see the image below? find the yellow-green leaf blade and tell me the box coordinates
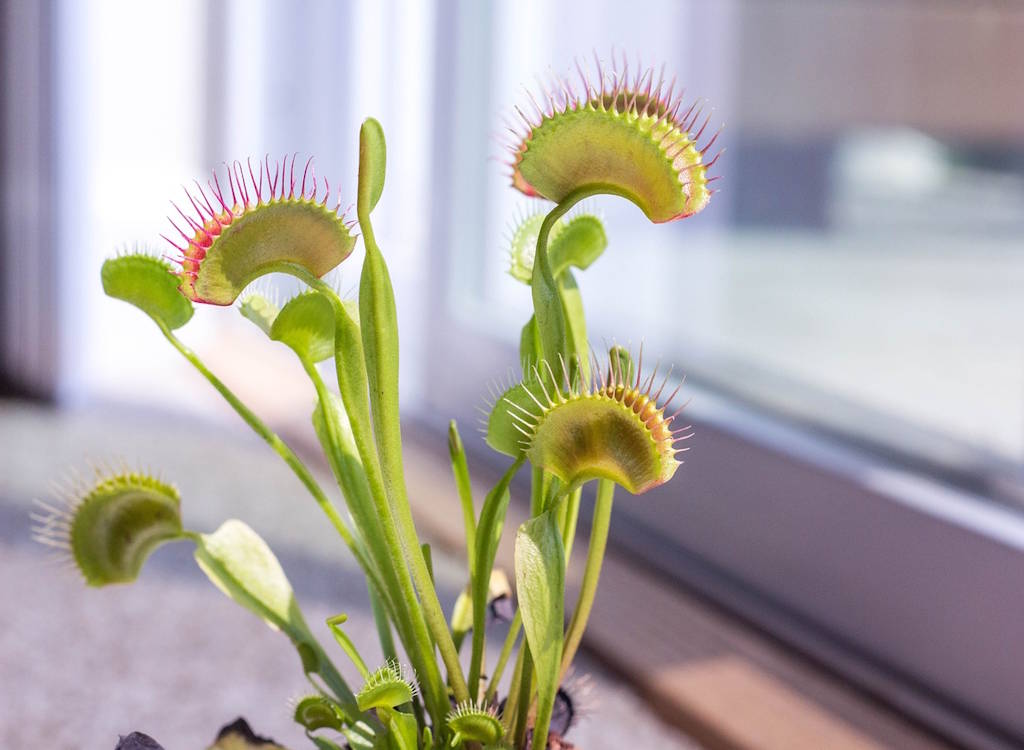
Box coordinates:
[514,509,565,750]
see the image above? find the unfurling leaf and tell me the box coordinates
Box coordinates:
[358,118,387,214]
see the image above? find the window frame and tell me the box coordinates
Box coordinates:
[421,2,1024,747]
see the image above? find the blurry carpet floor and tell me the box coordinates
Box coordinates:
[0,400,697,750]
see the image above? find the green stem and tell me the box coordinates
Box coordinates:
[157,323,361,560]
[302,359,404,630]
[559,478,614,680]
[304,374,428,717]
[327,614,371,680]
[467,456,525,701]
[512,649,534,748]
[530,466,546,517]
[531,186,628,366]
[484,610,522,703]
[357,211,470,706]
[276,264,451,725]
[368,580,398,664]
[309,641,366,721]
[544,476,566,513]
[502,642,527,734]
[561,487,582,567]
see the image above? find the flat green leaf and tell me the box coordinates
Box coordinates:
[312,391,375,526]
[194,519,308,640]
[358,118,387,214]
[353,126,466,710]
[358,249,399,440]
[194,520,360,716]
[514,510,565,750]
[357,159,405,507]
[102,253,194,330]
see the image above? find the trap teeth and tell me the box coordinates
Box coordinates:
[356,660,418,712]
[165,156,356,305]
[487,347,688,494]
[32,470,184,587]
[508,54,720,223]
[446,700,504,745]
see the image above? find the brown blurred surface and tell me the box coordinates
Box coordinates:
[0,400,694,750]
[400,425,958,750]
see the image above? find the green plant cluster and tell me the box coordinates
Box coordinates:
[35,58,717,750]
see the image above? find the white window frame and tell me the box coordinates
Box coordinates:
[421,2,1024,748]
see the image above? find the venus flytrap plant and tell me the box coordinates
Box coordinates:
[446,702,504,747]
[31,472,364,724]
[166,154,357,305]
[40,53,717,749]
[355,120,472,712]
[31,470,185,586]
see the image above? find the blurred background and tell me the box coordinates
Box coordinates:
[2,1,1023,748]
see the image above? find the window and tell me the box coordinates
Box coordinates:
[426,2,1024,746]
[6,1,1024,746]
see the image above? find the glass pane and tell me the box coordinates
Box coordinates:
[58,0,438,420]
[452,1,1024,487]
